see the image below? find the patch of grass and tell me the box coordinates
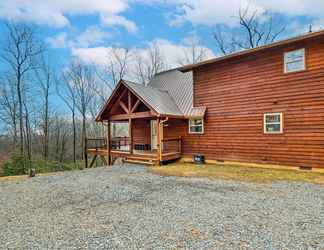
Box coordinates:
[150,163,324,185]
[1,154,83,177]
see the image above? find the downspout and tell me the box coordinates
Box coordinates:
[159,117,169,162]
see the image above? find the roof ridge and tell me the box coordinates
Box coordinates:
[124,79,169,93]
[154,68,181,76]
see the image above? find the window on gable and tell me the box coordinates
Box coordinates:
[264,113,283,134]
[284,49,305,73]
[189,118,204,134]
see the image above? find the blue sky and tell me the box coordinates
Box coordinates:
[0,0,323,72]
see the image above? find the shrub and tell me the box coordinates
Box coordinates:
[2,154,30,176]
[1,155,83,177]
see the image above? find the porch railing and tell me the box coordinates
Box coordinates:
[86,138,107,150]
[111,137,131,152]
[161,137,182,154]
[86,136,182,160]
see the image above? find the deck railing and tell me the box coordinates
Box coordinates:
[111,137,131,152]
[86,138,107,150]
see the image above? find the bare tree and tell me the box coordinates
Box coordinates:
[0,74,18,147]
[23,98,32,162]
[1,23,44,156]
[177,37,211,66]
[214,7,286,55]
[95,47,131,102]
[56,73,77,163]
[61,61,96,162]
[134,42,165,85]
[35,56,52,161]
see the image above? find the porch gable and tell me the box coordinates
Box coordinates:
[96,80,159,122]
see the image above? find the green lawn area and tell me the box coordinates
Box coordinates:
[150,163,324,185]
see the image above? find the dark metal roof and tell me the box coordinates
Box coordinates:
[123,80,183,116]
[96,69,206,121]
[148,70,205,117]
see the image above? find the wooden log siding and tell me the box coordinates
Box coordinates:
[183,38,324,168]
[132,119,151,145]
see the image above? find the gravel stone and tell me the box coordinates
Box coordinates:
[0,164,323,249]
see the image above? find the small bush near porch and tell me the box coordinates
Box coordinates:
[150,163,324,185]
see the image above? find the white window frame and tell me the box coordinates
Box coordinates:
[284,48,306,73]
[264,113,283,134]
[188,118,204,134]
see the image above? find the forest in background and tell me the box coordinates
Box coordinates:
[0,7,287,176]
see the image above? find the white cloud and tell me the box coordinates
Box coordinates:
[0,0,137,32]
[2,0,323,33]
[71,47,112,65]
[46,26,111,49]
[46,33,68,48]
[101,14,138,33]
[71,38,215,69]
[135,38,215,68]
[170,0,259,27]
[157,0,324,27]
[75,26,111,47]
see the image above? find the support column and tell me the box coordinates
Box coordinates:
[156,118,162,164]
[129,118,133,154]
[107,121,111,166]
[85,137,88,168]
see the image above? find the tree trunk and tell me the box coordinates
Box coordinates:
[43,91,49,161]
[55,123,61,161]
[60,132,67,163]
[72,110,76,163]
[17,70,24,156]
[24,102,32,162]
[13,115,17,149]
[81,113,86,161]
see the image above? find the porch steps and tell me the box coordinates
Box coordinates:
[124,159,156,166]
[124,155,159,165]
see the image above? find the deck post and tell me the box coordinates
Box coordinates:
[129,118,133,154]
[107,121,111,165]
[85,137,88,168]
[157,118,162,165]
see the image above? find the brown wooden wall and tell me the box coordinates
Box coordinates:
[132,119,151,145]
[163,119,186,152]
[163,119,186,139]
[182,37,324,168]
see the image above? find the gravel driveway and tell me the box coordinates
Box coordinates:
[0,165,323,250]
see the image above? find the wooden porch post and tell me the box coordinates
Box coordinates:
[156,118,162,165]
[107,121,111,165]
[129,118,133,154]
[85,137,88,168]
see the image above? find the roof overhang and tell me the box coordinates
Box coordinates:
[95,80,159,122]
[95,79,185,122]
[180,29,324,72]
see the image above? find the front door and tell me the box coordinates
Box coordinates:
[151,120,158,150]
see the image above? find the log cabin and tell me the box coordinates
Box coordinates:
[91,30,324,169]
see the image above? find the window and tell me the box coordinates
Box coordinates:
[284,49,305,73]
[189,118,204,134]
[264,113,283,134]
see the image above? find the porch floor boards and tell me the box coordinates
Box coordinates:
[87,149,181,164]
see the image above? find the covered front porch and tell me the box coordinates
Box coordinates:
[109,119,182,165]
[86,80,184,166]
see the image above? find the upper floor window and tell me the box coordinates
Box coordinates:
[264,113,283,134]
[284,49,305,73]
[189,118,204,134]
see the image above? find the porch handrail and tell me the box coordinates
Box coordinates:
[111,136,131,152]
[86,138,107,150]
